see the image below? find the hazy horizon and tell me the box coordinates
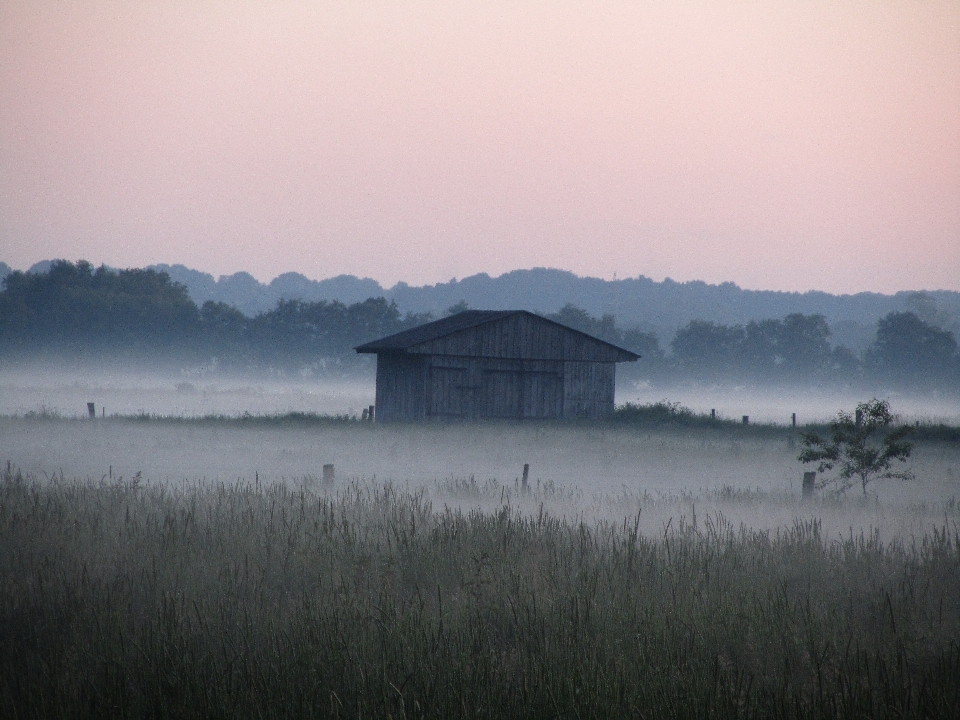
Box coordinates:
[6,258,960,298]
[0,257,960,296]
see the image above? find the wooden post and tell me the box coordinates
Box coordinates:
[711,409,716,420]
[742,415,749,425]
[323,464,335,484]
[521,463,530,493]
[87,402,96,419]
[792,413,796,427]
[802,471,816,498]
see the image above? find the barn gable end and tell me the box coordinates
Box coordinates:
[403,312,631,363]
[356,311,638,421]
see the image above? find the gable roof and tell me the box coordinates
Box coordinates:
[355,310,639,362]
[355,310,514,352]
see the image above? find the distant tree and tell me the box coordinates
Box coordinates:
[446,300,470,316]
[596,314,619,344]
[400,310,434,329]
[0,259,200,356]
[798,399,913,495]
[346,297,405,345]
[903,292,959,337]
[866,312,959,386]
[249,296,405,365]
[777,313,832,376]
[620,328,664,362]
[544,304,652,351]
[741,318,781,377]
[200,300,247,331]
[739,314,832,378]
[199,301,251,362]
[670,320,745,377]
[548,304,601,336]
[829,345,861,375]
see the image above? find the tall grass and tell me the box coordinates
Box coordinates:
[1,465,958,718]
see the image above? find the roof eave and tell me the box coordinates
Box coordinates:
[355,345,406,354]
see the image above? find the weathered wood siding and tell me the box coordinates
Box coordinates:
[520,365,564,418]
[428,361,470,418]
[562,362,616,419]
[370,313,628,422]
[420,357,566,420]
[407,313,628,362]
[375,354,428,421]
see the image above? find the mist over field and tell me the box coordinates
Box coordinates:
[4,361,959,423]
[3,365,958,544]
[619,380,960,427]
[0,366,374,419]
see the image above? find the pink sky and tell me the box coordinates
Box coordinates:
[1,1,958,293]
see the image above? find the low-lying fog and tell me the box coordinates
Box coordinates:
[2,366,958,542]
[0,367,373,418]
[3,366,959,424]
[620,380,960,426]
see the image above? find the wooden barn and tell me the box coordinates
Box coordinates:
[355,310,639,422]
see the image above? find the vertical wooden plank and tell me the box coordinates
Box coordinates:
[427,361,468,419]
[376,354,428,421]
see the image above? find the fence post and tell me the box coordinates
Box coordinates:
[87,402,96,419]
[802,471,816,498]
[711,409,716,420]
[522,463,530,494]
[742,415,749,425]
[792,413,796,427]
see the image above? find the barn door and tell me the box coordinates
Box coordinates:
[521,371,563,418]
[480,370,522,418]
[428,366,468,418]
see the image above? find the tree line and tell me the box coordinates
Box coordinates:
[1,260,957,387]
[667,311,957,387]
[0,261,423,372]
[550,302,958,387]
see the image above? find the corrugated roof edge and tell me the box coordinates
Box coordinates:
[354,310,640,361]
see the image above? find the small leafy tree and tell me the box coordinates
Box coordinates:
[446,300,470,316]
[798,399,913,495]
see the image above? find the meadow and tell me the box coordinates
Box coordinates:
[2,388,959,717]
[1,459,958,719]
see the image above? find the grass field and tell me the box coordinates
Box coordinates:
[3,408,958,514]
[1,453,959,718]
